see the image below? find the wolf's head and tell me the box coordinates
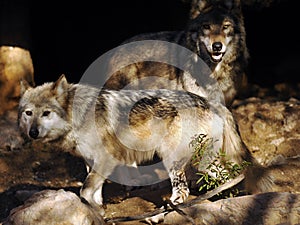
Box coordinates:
[186,0,244,65]
[18,74,71,142]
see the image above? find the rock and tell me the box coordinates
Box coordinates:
[0,45,34,151]
[0,46,34,116]
[2,189,105,225]
[232,97,300,165]
[0,109,24,151]
[164,192,300,225]
[232,97,300,193]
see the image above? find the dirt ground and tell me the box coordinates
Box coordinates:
[1,139,299,225]
[0,145,202,224]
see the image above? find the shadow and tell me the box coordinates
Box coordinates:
[242,192,297,225]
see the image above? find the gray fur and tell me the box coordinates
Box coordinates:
[18,75,224,213]
[18,75,273,215]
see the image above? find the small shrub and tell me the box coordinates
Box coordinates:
[189,134,251,198]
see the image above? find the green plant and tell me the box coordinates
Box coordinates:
[189,134,251,198]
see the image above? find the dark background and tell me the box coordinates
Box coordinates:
[0,0,299,87]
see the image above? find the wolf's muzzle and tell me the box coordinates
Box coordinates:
[212,42,222,52]
[29,127,39,139]
[211,42,224,62]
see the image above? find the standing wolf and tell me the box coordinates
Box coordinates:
[18,75,272,215]
[104,0,249,107]
[101,0,263,194]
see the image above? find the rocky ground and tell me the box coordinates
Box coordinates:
[0,83,299,224]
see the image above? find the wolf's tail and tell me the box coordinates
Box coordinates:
[220,105,274,194]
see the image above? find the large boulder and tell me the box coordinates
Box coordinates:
[232,97,300,193]
[2,189,105,225]
[0,46,34,116]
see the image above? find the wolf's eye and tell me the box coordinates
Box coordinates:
[223,24,231,30]
[42,111,51,117]
[202,24,210,30]
[25,110,32,116]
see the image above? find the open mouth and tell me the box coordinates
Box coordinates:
[210,52,224,62]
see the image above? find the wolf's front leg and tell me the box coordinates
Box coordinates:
[169,167,190,204]
[80,170,106,216]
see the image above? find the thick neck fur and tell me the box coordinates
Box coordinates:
[64,83,100,129]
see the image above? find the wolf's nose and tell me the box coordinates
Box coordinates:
[212,42,222,52]
[29,128,39,139]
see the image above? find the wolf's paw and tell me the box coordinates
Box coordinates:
[170,186,190,205]
[80,196,105,217]
[92,203,106,217]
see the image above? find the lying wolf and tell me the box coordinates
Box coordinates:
[18,74,272,215]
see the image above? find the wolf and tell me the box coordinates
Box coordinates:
[18,75,272,215]
[103,0,249,107]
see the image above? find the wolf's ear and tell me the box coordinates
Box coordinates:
[20,79,33,96]
[53,74,69,96]
[189,0,207,19]
[224,0,241,11]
